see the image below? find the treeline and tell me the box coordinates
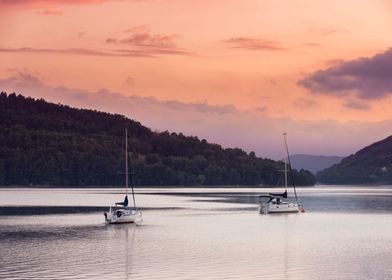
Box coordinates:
[0,92,315,186]
[317,135,392,184]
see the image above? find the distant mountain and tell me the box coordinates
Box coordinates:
[290,154,344,174]
[0,92,315,186]
[317,135,392,184]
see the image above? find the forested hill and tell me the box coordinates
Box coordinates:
[0,92,315,186]
[317,135,392,184]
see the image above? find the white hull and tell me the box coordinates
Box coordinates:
[259,199,300,214]
[104,209,142,224]
[267,202,299,213]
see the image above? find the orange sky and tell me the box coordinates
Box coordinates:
[1,0,392,158]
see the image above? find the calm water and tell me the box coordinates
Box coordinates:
[0,186,391,280]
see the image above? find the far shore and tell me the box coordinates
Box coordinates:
[0,185,317,189]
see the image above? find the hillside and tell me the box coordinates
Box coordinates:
[290,154,344,174]
[0,92,315,186]
[317,135,392,184]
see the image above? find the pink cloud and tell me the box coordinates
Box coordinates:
[106,38,118,43]
[36,8,63,15]
[343,98,371,110]
[106,26,194,56]
[119,33,179,49]
[0,0,111,9]
[124,25,150,34]
[0,46,154,58]
[223,37,285,51]
[304,42,320,47]
[321,28,349,36]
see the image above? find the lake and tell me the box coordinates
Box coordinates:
[0,186,391,279]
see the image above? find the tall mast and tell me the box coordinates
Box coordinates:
[130,154,137,209]
[126,128,137,209]
[283,133,288,192]
[284,133,298,202]
[125,128,128,196]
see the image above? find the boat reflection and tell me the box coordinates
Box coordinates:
[105,223,138,279]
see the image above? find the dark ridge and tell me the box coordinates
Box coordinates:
[317,135,392,184]
[0,92,315,186]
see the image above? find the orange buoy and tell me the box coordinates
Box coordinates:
[301,207,306,213]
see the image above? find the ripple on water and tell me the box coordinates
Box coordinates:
[1,187,392,279]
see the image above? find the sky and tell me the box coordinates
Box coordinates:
[1,0,392,159]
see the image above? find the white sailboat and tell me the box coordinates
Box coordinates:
[104,128,142,224]
[259,133,304,214]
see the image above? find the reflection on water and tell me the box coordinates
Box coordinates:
[0,186,392,279]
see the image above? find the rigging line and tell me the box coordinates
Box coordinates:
[125,128,128,196]
[284,133,298,202]
[129,152,137,209]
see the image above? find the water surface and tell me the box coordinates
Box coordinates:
[0,186,391,279]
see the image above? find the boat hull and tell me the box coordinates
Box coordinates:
[104,209,142,224]
[259,201,300,214]
[267,203,299,213]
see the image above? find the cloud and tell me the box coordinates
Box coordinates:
[0,47,153,58]
[254,106,267,113]
[1,71,42,86]
[124,25,149,34]
[306,26,349,37]
[325,59,345,66]
[77,31,87,38]
[119,33,179,49]
[137,48,194,56]
[343,98,371,110]
[321,28,349,36]
[36,8,63,15]
[123,76,135,88]
[0,71,238,115]
[223,37,284,51]
[293,98,318,109]
[105,38,117,43]
[0,0,113,9]
[1,70,391,159]
[298,48,392,99]
[150,99,237,115]
[106,25,193,56]
[304,42,320,47]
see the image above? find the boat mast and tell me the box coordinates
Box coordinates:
[130,153,137,209]
[283,133,298,202]
[125,128,128,196]
[126,128,137,209]
[284,133,288,193]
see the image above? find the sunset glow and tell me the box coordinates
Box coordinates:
[1,0,392,158]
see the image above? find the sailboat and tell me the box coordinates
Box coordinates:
[104,128,142,224]
[259,133,302,214]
